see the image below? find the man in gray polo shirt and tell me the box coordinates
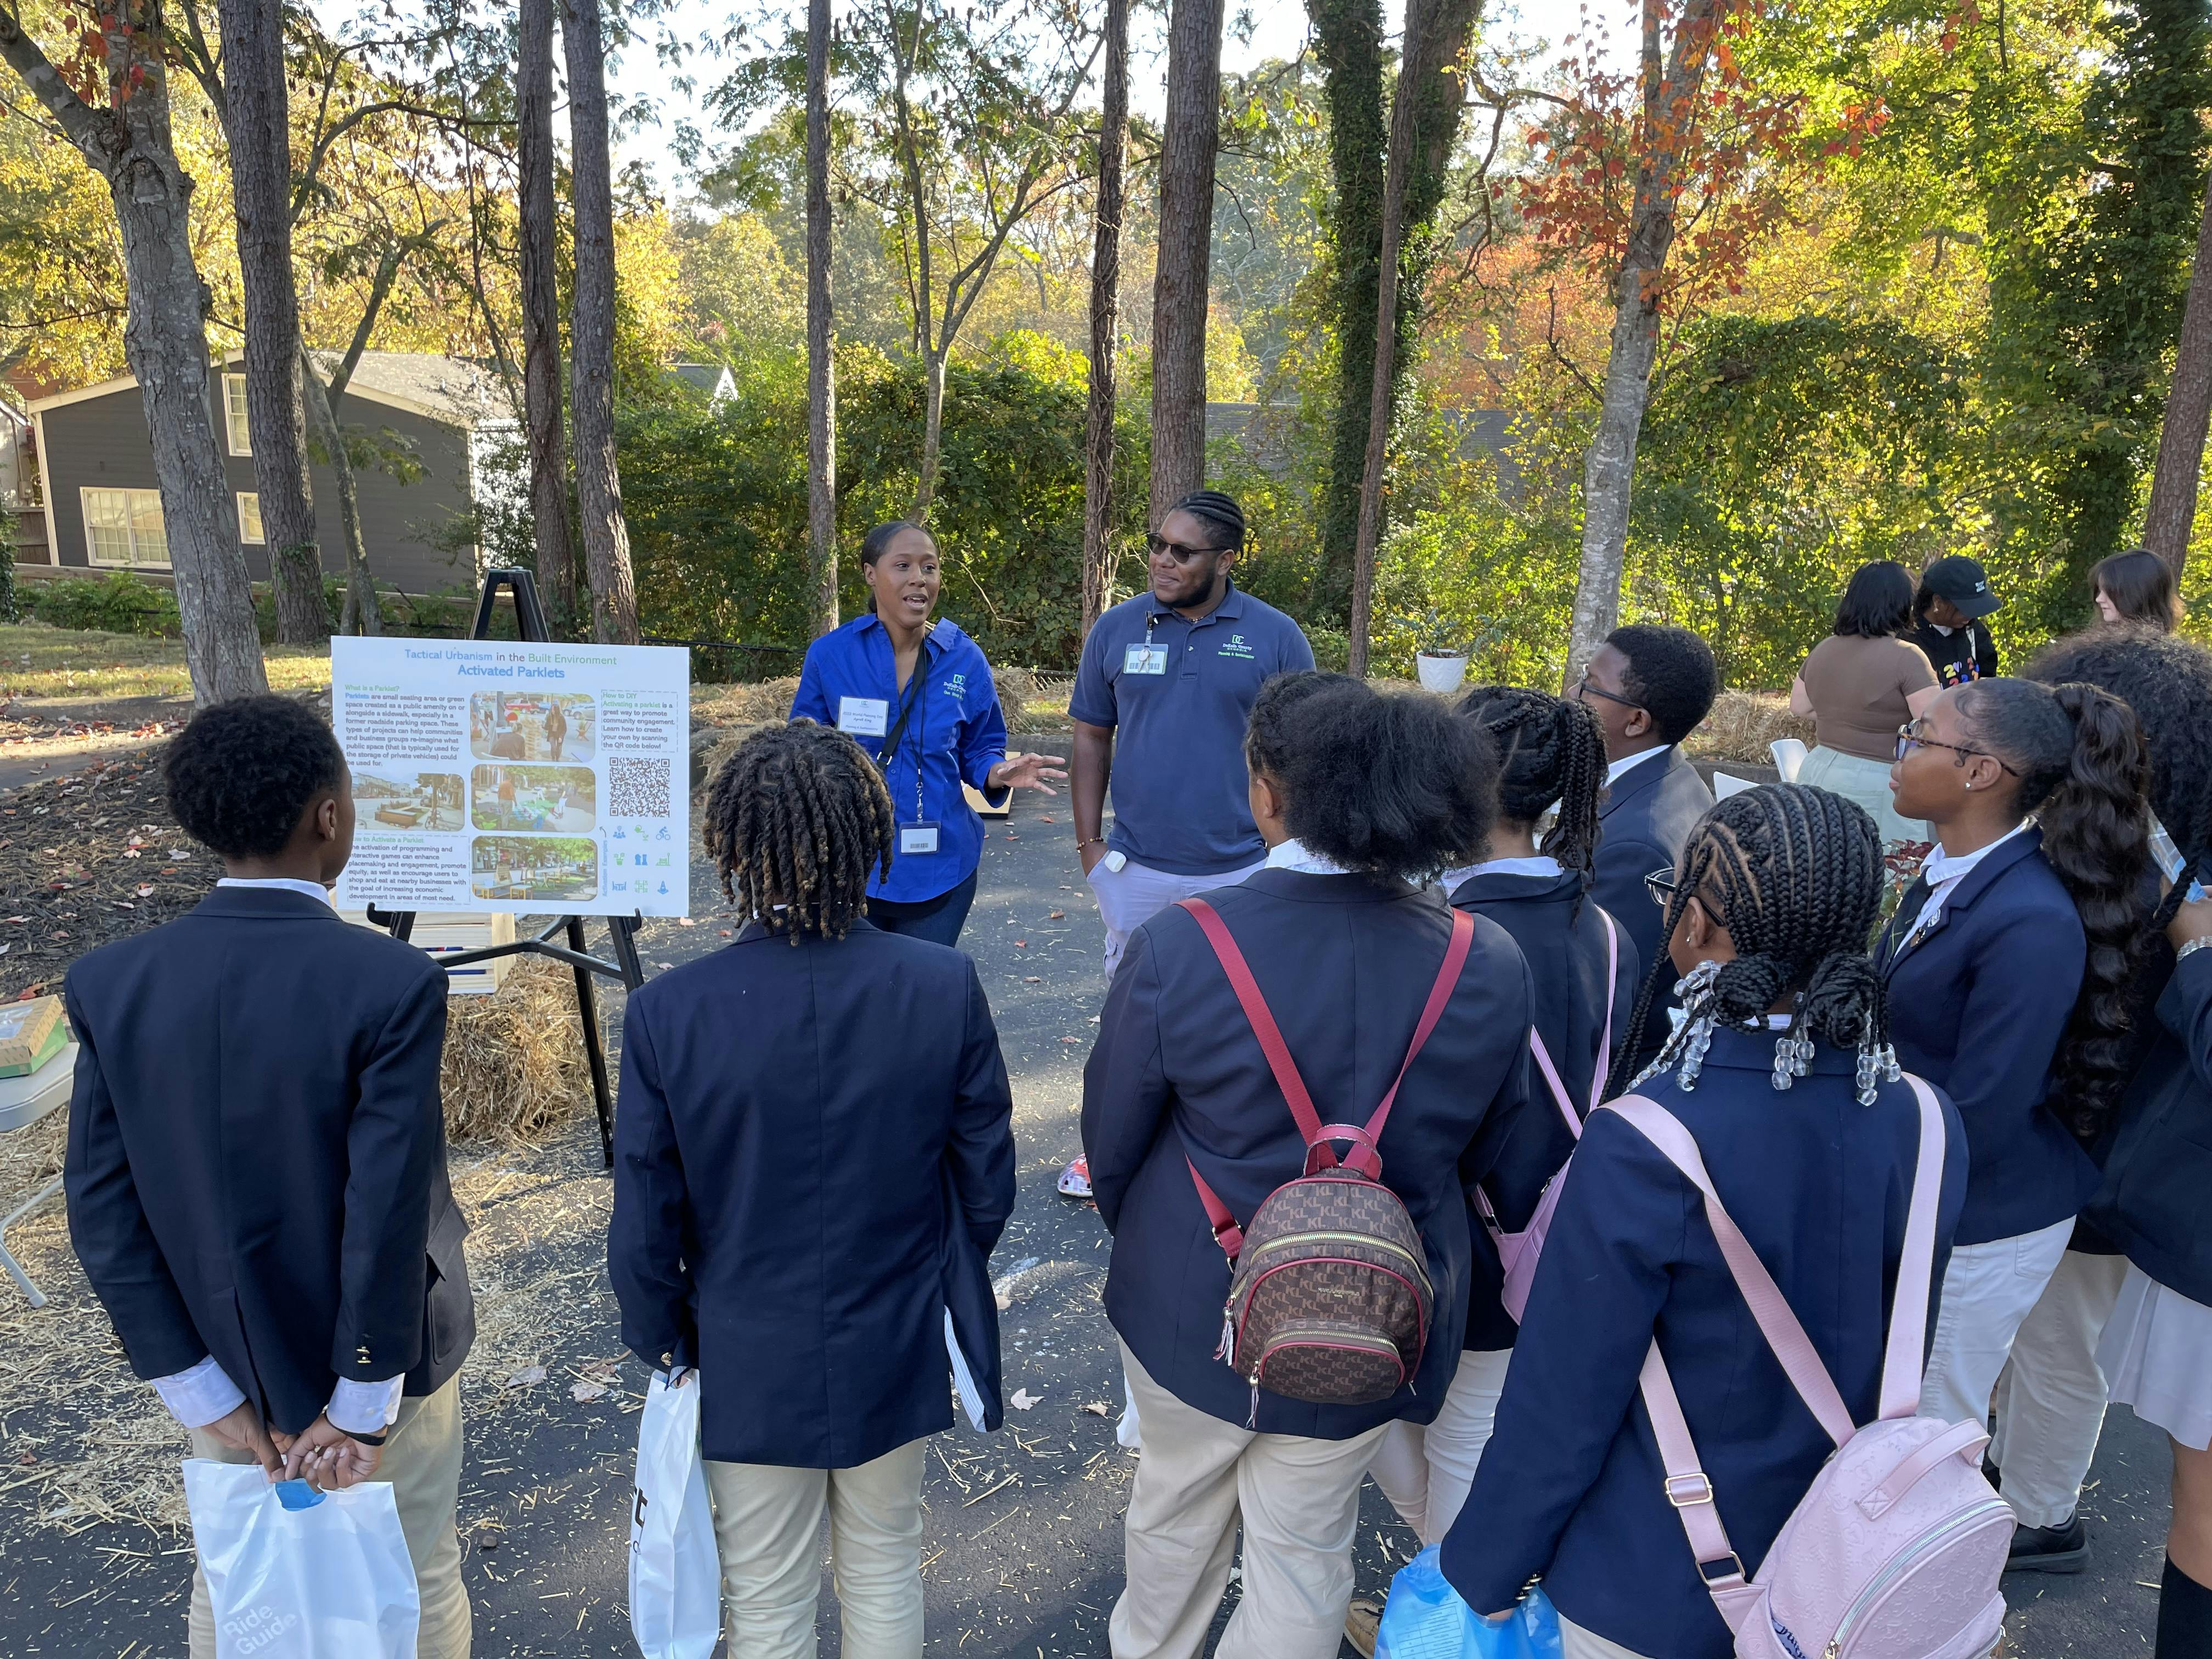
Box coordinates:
[1069,489,1316,980]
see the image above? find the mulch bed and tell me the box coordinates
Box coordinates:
[0,746,214,1003]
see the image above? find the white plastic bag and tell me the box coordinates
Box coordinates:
[183,1459,419,1658]
[628,1371,720,1659]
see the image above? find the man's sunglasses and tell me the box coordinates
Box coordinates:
[1894,720,2017,775]
[1571,673,1644,712]
[1147,533,1234,559]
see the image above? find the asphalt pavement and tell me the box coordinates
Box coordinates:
[0,776,2176,1656]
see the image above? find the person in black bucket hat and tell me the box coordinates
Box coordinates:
[1909,554,2004,687]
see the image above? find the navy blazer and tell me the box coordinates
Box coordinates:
[2089,947,2212,1305]
[1081,868,1541,1438]
[64,888,472,1435]
[1876,828,2097,1245]
[1448,870,1641,1351]
[1592,748,1712,1062]
[1442,1031,1968,1658]
[610,919,1016,1467]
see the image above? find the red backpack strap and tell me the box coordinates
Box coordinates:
[1176,898,1327,1152]
[1347,909,1476,1176]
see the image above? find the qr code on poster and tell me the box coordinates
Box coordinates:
[608,756,672,819]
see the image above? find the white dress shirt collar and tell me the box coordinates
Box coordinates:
[217,876,335,908]
[1903,820,2032,944]
[1262,838,1353,877]
[1436,854,1562,892]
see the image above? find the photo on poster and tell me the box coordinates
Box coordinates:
[470,692,596,762]
[353,771,465,832]
[470,765,596,833]
[470,836,600,902]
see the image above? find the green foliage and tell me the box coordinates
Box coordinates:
[617,332,1151,670]
[26,572,183,637]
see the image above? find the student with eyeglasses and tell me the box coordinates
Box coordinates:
[1068,489,1316,983]
[1880,677,2153,1444]
[1569,624,1719,1069]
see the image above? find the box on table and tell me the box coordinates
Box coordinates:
[0,995,69,1077]
[338,911,518,996]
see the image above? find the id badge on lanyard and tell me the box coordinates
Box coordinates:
[886,665,940,855]
[1124,628,1170,675]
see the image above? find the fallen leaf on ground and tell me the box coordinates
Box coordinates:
[1023,975,1040,984]
[1014,939,1027,947]
[1049,911,1064,919]
[1010,1389,1040,1410]
[504,1365,548,1388]
[570,1378,610,1402]
[1081,1402,1111,1417]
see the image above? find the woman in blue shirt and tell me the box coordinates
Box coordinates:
[790,522,1065,946]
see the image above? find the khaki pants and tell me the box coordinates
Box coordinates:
[703,1437,927,1659]
[1920,1216,2075,1431]
[1559,1612,1653,1658]
[1367,1347,1511,1546]
[188,1375,469,1659]
[1990,1249,2129,1528]
[1110,1342,1389,1659]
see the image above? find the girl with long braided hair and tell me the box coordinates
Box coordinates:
[1366,686,1637,1557]
[1880,674,2152,1442]
[1995,629,2212,1644]
[1441,784,1971,1659]
[613,721,1017,1654]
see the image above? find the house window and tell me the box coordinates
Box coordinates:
[223,373,252,456]
[81,487,170,567]
[237,492,264,543]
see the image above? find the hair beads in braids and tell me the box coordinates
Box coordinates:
[1456,686,1608,900]
[702,721,895,942]
[1604,783,1891,1103]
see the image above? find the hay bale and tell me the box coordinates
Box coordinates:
[1687,690,1815,765]
[693,676,799,729]
[441,955,595,1146]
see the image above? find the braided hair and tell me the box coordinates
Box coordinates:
[1955,676,2152,1143]
[702,721,895,942]
[1169,489,1247,550]
[1605,783,1891,1102]
[1455,685,1608,902]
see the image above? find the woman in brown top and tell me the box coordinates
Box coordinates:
[1790,560,1941,845]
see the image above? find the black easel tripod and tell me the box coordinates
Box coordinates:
[365,567,648,1168]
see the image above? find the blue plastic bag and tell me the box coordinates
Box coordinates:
[1375,1545,1562,1659]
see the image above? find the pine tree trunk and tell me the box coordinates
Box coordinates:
[0,0,266,703]
[218,0,325,645]
[1082,0,1130,637]
[805,0,838,635]
[2145,171,2212,573]
[562,0,640,645]
[1310,0,1386,618]
[1148,0,1225,522]
[301,346,381,636]
[518,0,579,634]
[1562,0,1722,686]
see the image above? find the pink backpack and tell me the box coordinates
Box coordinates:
[1606,1079,2010,1659]
[1475,909,1617,1321]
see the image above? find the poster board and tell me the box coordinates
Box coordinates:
[331,637,691,917]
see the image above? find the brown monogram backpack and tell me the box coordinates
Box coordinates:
[1176,897,1474,1420]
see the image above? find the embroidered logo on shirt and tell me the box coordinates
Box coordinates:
[1217,633,1257,661]
[940,672,969,699]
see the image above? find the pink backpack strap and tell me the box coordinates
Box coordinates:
[1876,1074,1948,1421]
[1604,1097,1858,1448]
[1525,907,1623,1141]
[1177,899,1327,1152]
[1637,1340,1762,1633]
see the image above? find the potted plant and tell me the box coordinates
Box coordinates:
[1410,610,1468,694]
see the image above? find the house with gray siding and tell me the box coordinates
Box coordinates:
[25,352,515,595]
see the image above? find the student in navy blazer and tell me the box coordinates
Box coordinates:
[1083,674,1541,1659]
[1367,686,1640,1555]
[1881,676,2151,1434]
[610,723,1016,1657]
[1572,626,1718,1068]
[63,698,475,1659]
[1444,785,1970,1659]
